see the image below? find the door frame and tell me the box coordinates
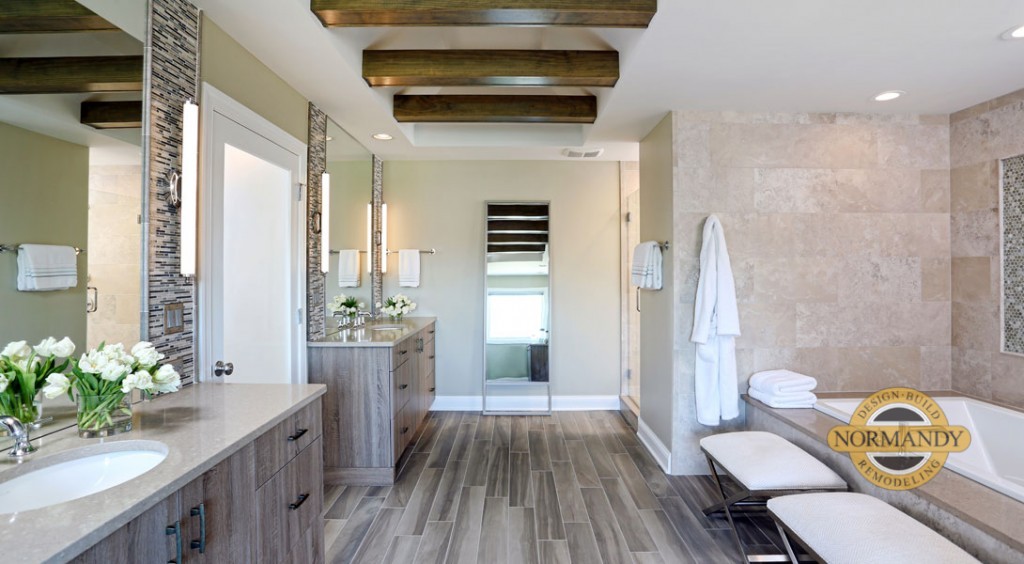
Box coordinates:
[196,83,308,383]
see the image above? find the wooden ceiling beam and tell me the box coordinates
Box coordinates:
[395,95,597,124]
[312,0,657,28]
[0,56,143,94]
[0,0,118,34]
[365,50,618,88]
[81,101,142,129]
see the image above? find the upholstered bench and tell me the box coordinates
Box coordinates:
[700,431,848,561]
[768,492,980,563]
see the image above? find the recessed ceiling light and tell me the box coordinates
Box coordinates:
[1001,24,1024,40]
[372,133,393,141]
[873,90,904,102]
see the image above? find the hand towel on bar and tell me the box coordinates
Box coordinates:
[748,387,817,409]
[336,250,360,288]
[17,244,78,291]
[748,369,817,395]
[630,241,662,289]
[399,249,420,288]
[691,215,741,426]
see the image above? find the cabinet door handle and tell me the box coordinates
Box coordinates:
[399,384,408,390]
[289,493,310,511]
[189,503,206,553]
[429,330,435,334]
[429,387,435,392]
[166,520,182,564]
[401,426,410,434]
[287,428,308,442]
[399,350,408,355]
[428,355,434,360]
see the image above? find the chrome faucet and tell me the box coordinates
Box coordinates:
[0,415,37,457]
[354,311,374,327]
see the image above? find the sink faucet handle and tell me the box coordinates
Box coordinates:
[0,415,37,457]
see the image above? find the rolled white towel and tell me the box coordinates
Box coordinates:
[748,387,817,409]
[749,369,817,395]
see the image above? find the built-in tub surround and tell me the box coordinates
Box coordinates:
[950,87,1024,409]
[0,383,325,563]
[746,394,1024,563]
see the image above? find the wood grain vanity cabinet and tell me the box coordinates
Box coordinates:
[71,400,323,564]
[309,320,436,485]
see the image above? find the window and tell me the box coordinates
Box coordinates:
[487,288,548,343]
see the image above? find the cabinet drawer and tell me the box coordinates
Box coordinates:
[394,358,413,413]
[424,323,436,343]
[257,437,324,564]
[255,401,322,487]
[393,407,415,461]
[391,340,412,371]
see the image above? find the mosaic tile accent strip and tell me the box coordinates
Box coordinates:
[144,0,199,385]
[1003,154,1024,354]
[372,155,383,311]
[307,103,327,339]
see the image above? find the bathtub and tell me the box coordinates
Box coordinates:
[815,396,1024,503]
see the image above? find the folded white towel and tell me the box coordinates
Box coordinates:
[749,387,817,409]
[17,244,78,292]
[399,249,420,288]
[749,369,818,395]
[336,250,360,288]
[630,241,662,290]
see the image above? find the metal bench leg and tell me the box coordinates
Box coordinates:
[702,488,751,516]
[775,522,801,563]
[706,453,748,563]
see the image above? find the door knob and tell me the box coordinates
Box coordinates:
[213,361,234,377]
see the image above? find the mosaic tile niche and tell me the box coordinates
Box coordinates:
[1003,154,1024,354]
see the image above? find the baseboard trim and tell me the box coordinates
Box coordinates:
[431,395,619,412]
[637,417,672,474]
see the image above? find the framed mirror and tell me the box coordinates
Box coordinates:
[483,202,551,414]
[323,118,373,334]
[0,1,147,443]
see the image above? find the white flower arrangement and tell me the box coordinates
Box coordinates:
[0,337,76,423]
[378,294,417,319]
[327,294,364,317]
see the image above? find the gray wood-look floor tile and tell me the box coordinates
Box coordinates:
[464,439,492,487]
[508,507,539,564]
[528,429,551,471]
[324,519,347,550]
[414,521,454,564]
[509,452,534,508]
[582,433,620,479]
[631,552,666,564]
[396,467,444,535]
[328,496,385,564]
[478,497,509,564]
[486,445,511,497]
[476,415,496,440]
[550,461,588,524]
[624,446,674,497]
[611,453,660,510]
[532,471,566,540]
[554,412,581,441]
[365,486,392,497]
[327,486,369,520]
[445,486,486,564]
[352,507,405,564]
[600,478,658,552]
[449,423,477,462]
[544,423,569,462]
[563,522,612,564]
[639,509,697,564]
[384,453,429,508]
[426,417,460,469]
[579,487,633,564]
[428,458,470,522]
[564,440,601,488]
[510,417,530,452]
[382,535,422,564]
[658,496,733,563]
[493,416,511,448]
[538,540,571,564]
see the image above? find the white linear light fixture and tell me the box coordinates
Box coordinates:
[381,203,388,274]
[320,173,331,274]
[366,203,372,273]
[180,100,199,277]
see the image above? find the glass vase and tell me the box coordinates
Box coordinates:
[76,392,132,438]
[0,391,43,434]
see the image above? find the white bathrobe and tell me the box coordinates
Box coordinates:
[690,215,741,426]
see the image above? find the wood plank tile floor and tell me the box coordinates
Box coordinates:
[322,411,786,564]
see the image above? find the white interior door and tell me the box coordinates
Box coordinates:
[200,86,306,384]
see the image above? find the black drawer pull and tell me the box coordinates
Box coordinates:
[399,384,409,390]
[189,503,206,553]
[399,350,408,355]
[428,355,434,359]
[287,428,308,442]
[429,387,435,392]
[401,426,410,434]
[289,493,310,511]
[166,521,182,564]
[429,330,435,334]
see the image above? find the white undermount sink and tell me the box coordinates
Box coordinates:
[0,441,168,514]
[370,324,405,331]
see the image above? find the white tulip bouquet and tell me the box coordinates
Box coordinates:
[378,294,417,320]
[327,294,364,318]
[43,341,181,435]
[0,337,75,424]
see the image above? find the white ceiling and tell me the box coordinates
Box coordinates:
[193,0,1024,161]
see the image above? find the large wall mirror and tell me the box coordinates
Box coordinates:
[323,118,373,333]
[483,202,551,414]
[0,1,146,443]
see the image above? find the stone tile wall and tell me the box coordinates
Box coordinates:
[950,88,1024,408]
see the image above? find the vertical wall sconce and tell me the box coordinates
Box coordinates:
[320,172,331,274]
[366,203,373,273]
[381,203,388,274]
[180,100,199,277]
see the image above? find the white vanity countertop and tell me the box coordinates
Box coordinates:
[309,316,436,348]
[0,382,326,563]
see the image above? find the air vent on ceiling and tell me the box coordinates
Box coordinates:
[562,147,604,159]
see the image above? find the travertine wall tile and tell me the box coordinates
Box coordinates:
[753,257,839,303]
[876,125,950,169]
[754,168,839,213]
[736,302,797,349]
[951,257,994,303]
[951,209,999,257]
[921,258,951,302]
[709,123,878,169]
[797,302,949,348]
[951,161,999,213]
[837,257,922,303]
[834,169,922,213]
[951,301,999,351]
[921,169,951,213]
[834,347,922,391]
[920,345,952,390]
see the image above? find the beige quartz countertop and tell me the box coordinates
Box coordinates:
[0,383,326,563]
[309,316,436,348]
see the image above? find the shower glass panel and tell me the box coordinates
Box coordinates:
[483,202,551,414]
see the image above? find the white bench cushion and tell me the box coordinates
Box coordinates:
[769,493,980,564]
[700,431,846,490]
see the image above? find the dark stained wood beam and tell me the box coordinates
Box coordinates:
[0,0,118,33]
[488,204,549,218]
[488,244,547,254]
[488,233,549,244]
[365,50,618,88]
[395,95,597,124]
[0,56,143,94]
[488,219,549,232]
[312,0,656,28]
[81,101,142,129]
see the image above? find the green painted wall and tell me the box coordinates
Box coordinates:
[0,123,88,348]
